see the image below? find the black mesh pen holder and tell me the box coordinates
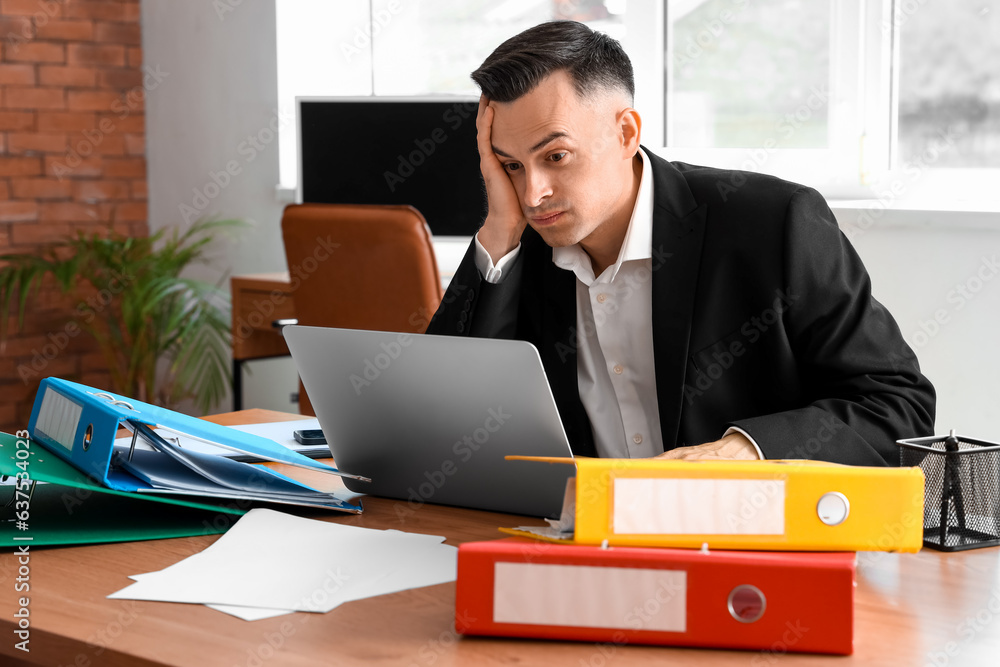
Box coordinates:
[897,430,1000,552]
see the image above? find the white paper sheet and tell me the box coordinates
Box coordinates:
[207,604,293,621]
[109,509,457,616]
[508,525,574,541]
[544,477,576,533]
[125,573,293,620]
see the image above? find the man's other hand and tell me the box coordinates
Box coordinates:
[655,432,760,461]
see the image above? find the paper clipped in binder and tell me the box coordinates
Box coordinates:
[456,537,855,655]
[502,457,924,552]
[27,377,366,513]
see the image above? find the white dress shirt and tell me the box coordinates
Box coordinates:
[473,148,762,459]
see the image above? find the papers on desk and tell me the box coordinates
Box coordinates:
[112,417,331,461]
[113,418,365,506]
[108,509,458,621]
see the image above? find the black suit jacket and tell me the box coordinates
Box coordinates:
[426,150,935,465]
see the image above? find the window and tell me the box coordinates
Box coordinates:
[276,0,1000,208]
[662,0,879,195]
[668,0,832,150]
[276,0,623,192]
[896,1,1000,169]
[661,0,1000,204]
[370,0,624,95]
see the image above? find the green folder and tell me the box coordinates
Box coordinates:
[0,431,245,548]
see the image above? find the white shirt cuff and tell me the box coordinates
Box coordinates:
[724,426,765,460]
[474,233,521,284]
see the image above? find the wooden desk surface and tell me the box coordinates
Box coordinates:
[2,410,999,666]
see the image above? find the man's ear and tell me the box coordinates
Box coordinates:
[617,107,642,157]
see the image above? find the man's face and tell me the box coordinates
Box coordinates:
[489,70,636,248]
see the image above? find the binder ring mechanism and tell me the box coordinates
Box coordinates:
[90,392,135,411]
[1,427,42,517]
[1,475,38,516]
[88,391,142,461]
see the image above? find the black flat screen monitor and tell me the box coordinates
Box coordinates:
[298,97,486,237]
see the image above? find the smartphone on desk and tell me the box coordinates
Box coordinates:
[293,429,327,446]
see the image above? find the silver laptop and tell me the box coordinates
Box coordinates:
[283,325,575,518]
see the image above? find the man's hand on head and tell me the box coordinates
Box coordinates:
[476,95,528,264]
[655,432,760,461]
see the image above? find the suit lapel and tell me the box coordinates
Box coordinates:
[646,151,707,449]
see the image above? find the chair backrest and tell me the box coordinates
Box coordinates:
[280,203,444,414]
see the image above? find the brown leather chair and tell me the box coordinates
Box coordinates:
[280,203,444,415]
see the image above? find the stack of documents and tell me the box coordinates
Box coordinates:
[112,417,333,462]
[455,456,927,655]
[110,509,458,621]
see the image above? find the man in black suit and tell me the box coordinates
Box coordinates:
[426,21,934,465]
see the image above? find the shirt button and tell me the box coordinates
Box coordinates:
[596,293,608,304]
[633,433,643,445]
[613,364,623,375]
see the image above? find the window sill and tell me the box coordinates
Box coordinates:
[828,200,1000,231]
[274,184,1000,237]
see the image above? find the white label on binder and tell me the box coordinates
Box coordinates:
[493,562,687,632]
[35,388,83,452]
[612,478,786,535]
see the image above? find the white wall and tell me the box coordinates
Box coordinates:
[142,0,285,274]
[836,209,1000,441]
[142,1,1000,441]
[142,0,296,412]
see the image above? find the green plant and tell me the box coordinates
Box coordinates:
[0,219,244,414]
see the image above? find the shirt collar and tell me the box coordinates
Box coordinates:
[552,147,654,285]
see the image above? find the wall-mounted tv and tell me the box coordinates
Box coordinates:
[297,97,486,237]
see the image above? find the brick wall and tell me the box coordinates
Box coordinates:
[0,0,147,432]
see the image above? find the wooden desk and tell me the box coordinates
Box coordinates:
[230,273,295,410]
[5,410,998,666]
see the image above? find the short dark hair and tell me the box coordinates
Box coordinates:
[471,21,634,104]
